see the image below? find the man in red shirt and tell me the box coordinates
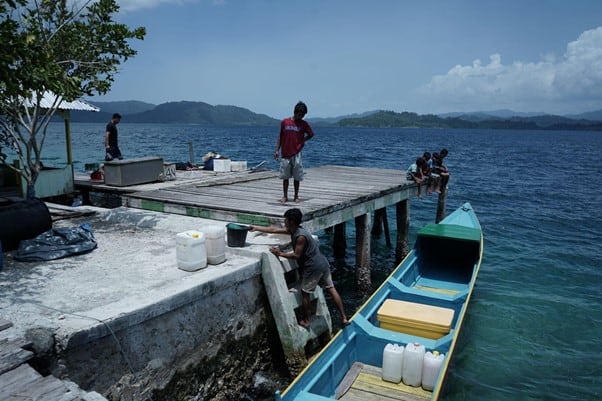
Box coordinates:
[274,101,314,203]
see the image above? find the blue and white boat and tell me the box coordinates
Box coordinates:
[276,202,483,401]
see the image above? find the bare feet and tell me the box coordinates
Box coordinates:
[294,197,301,203]
[341,319,350,327]
[280,197,288,203]
[299,319,310,329]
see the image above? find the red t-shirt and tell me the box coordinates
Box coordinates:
[279,117,314,158]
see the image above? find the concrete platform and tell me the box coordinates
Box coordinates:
[0,205,264,340]
[0,204,298,396]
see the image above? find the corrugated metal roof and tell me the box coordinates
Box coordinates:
[28,91,100,112]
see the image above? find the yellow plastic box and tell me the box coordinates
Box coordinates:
[377,299,454,339]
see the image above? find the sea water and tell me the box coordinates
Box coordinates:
[31,123,602,401]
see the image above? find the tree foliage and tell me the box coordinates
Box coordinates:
[0,0,145,198]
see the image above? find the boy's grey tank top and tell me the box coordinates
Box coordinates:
[292,226,329,273]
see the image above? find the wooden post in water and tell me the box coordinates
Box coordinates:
[395,200,410,264]
[332,223,346,259]
[355,213,371,293]
[436,182,448,223]
[372,209,383,237]
[382,208,391,247]
[371,208,391,247]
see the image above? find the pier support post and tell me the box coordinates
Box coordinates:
[333,223,346,259]
[372,209,383,237]
[355,213,371,293]
[371,208,392,247]
[436,182,448,223]
[395,200,410,264]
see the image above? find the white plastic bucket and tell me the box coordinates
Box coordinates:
[382,343,404,383]
[200,225,226,264]
[421,351,445,391]
[176,230,207,271]
[402,342,425,387]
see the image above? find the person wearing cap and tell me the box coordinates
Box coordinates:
[105,113,123,161]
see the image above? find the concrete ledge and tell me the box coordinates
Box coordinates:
[0,205,281,395]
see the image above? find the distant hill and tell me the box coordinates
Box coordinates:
[308,110,380,126]
[441,109,602,123]
[87,100,156,115]
[126,101,278,125]
[339,111,478,129]
[65,100,602,129]
[565,110,602,122]
[67,100,279,125]
[439,109,545,120]
[340,110,602,131]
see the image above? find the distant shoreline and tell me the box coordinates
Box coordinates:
[60,100,602,131]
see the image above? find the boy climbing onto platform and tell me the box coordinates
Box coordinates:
[250,208,349,329]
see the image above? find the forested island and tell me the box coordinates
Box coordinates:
[338,110,602,131]
[69,100,602,131]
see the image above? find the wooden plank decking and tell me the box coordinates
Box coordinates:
[0,318,106,401]
[336,362,431,401]
[122,166,412,232]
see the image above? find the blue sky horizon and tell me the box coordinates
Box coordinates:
[96,0,602,119]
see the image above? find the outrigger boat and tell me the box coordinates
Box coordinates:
[276,202,483,401]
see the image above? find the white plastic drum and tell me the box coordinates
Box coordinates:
[382,343,404,383]
[421,351,445,391]
[402,342,425,387]
[200,225,226,264]
[176,230,207,271]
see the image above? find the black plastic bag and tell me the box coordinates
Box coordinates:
[0,199,52,251]
[15,224,97,262]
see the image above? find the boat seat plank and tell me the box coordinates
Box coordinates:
[339,363,430,401]
[414,277,466,292]
[413,285,460,295]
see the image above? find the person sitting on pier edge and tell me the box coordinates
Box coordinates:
[249,208,349,329]
[274,101,314,203]
[104,113,123,161]
[434,148,449,190]
[407,157,426,198]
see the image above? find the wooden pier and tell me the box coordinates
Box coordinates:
[0,319,106,401]
[111,165,417,291]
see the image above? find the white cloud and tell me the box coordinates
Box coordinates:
[420,27,602,113]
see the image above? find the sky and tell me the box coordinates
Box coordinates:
[94,0,602,118]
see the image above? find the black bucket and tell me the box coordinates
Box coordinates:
[0,199,52,251]
[226,223,249,247]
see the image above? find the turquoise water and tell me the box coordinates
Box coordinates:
[35,123,602,400]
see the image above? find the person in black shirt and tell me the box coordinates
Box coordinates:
[105,113,122,161]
